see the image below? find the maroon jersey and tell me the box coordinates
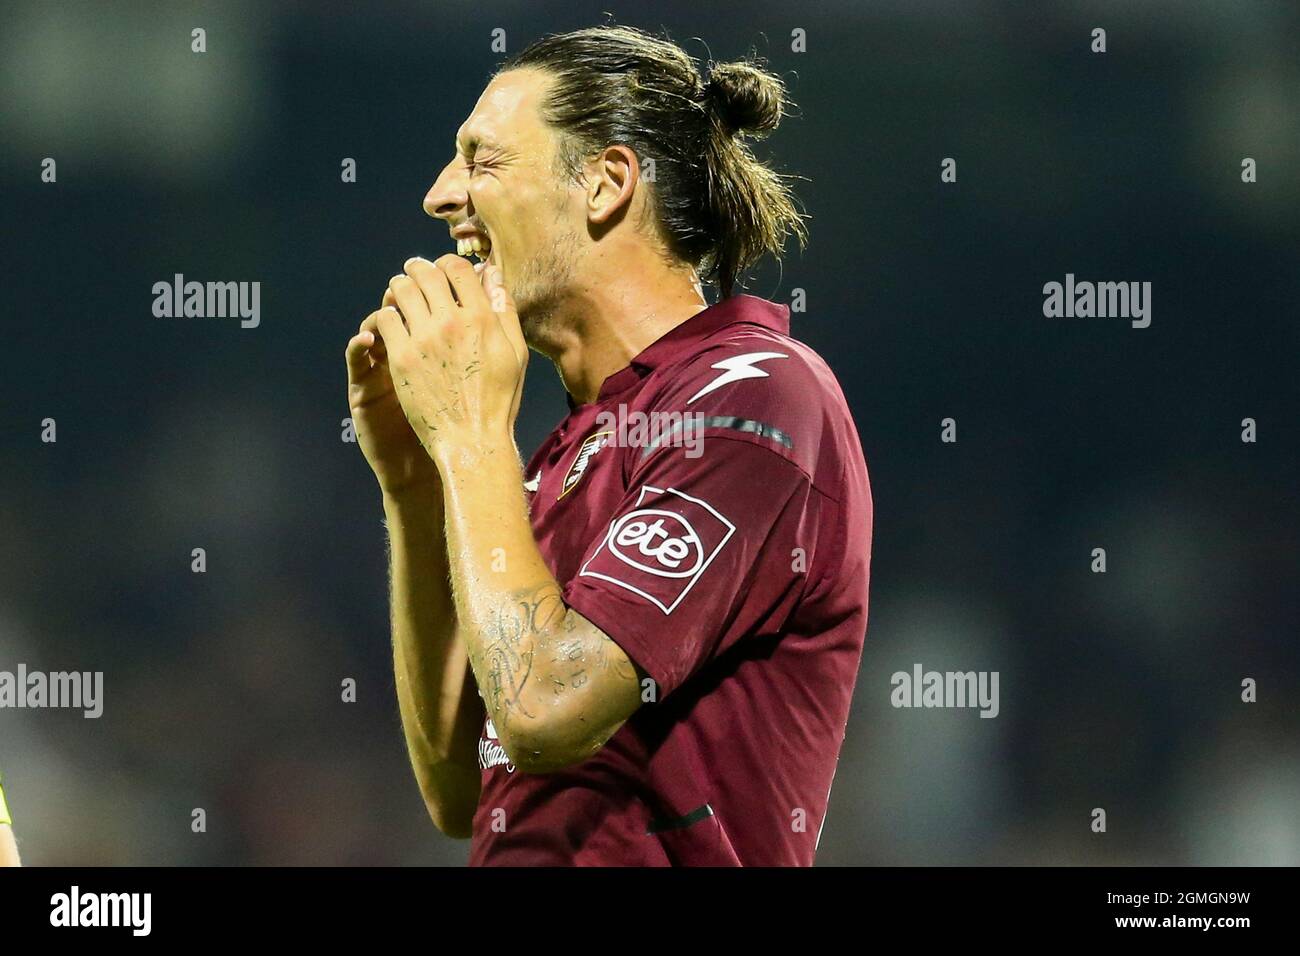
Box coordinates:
[469,294,872,866]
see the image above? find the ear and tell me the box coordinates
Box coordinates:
[584,145,640,225]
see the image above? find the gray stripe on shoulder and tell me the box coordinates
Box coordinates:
[639,415,794,459]
[646,803,715,834]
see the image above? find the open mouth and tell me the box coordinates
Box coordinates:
[456,232,493,263]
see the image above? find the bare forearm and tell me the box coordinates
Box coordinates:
[384,487,483,835]
[435,440,557,714]
[435,437,640,771]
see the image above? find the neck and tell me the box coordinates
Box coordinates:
[530,263,709,406]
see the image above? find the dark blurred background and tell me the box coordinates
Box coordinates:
[1,0,1296,865]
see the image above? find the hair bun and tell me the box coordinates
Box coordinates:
[704,60,786,136]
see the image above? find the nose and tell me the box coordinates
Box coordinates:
[423,159,469,221]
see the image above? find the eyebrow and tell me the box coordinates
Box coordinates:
[456,132,499,157]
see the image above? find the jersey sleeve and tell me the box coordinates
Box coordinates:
[561,342,824,698]
[562,439,814,697]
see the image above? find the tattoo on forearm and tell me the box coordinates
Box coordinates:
[475,594,540,720]
[468,582,638,725]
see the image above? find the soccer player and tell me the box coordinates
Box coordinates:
[345,26,872,865]
[0,771,20,866]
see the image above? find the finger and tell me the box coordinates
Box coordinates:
[351,318,388,369]
[433,254,486,311]
[404,256,456,323]
[371,305,407,348]
[359,313,389,351]
[484,265,526,361]
[388,274,430,336]
[345,331,376,380]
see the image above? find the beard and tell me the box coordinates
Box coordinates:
[507,219,581,347]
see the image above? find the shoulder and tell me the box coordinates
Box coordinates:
[640,323,855,481]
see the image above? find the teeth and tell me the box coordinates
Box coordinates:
[455,236,491,259]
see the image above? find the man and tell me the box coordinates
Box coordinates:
[345,26,872,865]
[0,771,20,866]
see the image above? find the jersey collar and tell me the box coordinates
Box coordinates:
[564,295,792,410]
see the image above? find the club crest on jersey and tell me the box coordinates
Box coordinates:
[578,485,735,614]
[559,430,613,499]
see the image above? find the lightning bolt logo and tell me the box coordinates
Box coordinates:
[686,351,789,405]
